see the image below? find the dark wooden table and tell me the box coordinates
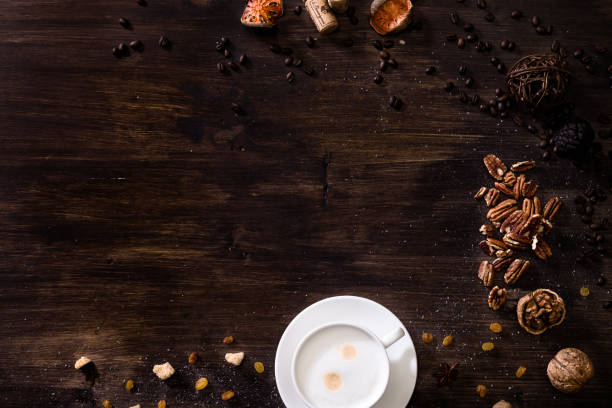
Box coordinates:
[1,0,611,407]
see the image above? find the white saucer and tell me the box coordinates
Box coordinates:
[275,296,417,407]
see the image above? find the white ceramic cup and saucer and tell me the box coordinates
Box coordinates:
[275,296,417,408]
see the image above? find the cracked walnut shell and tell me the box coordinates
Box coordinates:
[488,286,507,310]
[547,348,594,393]
[517,289,566,335]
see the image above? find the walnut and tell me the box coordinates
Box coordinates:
[488,286,507,310]
[517,289,566,334]
[547,348,594,393]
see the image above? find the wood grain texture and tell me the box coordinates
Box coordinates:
[0,0,611,407]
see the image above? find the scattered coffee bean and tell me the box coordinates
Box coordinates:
[119,17,131,29]
[159,35,170,49]
[425,66,436,75]
[597,276,606,286]
[459,92,468,103]
[281,47,293,55]
[137,0,147,6]
[379,50,390,60]
[117,42,128,55]
[129,40,143,50]
[293,58,303,67]
[457,37,466,48]
[484,13,495,22]
[513,115,524,127]
[463,22,474,32]
[450,11,459,25]
[229,61,239,71]
[559,47,567,57]
[383,39,395,48]
[444,82,455,92]
[541,151,550,160]
[224,49,231,58]
[536,26,547,35]
[294,5,302,15]
[474,41,486,52]
[284,56,293,66]
[346,6,355,17]
[389,96,403,110]
[303,66,314,76]
[500,111,508,118]
[476,0,486,9]
[582,215,592,224]
[466,33,478,43]
[479,103,487,112]
[551,40,560,52]
[231,103,242,113]
[344,38,354,47]
[446,34,458,42]
[465,77,474,88]
[500,40,509,49]
[603,301,612,309]
[484,41,493,51]
[374,73,383,84]
[585,206,594,215]
[596,234,605,243]
[286,72,295,83]
[471,94,480,105]
[388,58,398,68]
[239,54,248,65]
[489,106,498,117]
[497,63,505,73]
[220,37,229,46]
[497,101,506,112]
[217,62,227,73]
[215,42,225,52]
[458,64,467,75]
[546,25,554,34]
[112,47,121,58]
[531,16,540,27]
[581,55,593,65]
[349,15,359,25]
[590,223,602,231]
[595,44,608,54]
[511,10,522,19]
[538,140,548,149]
[490,56,500,65]
[379,60,388,72]
[585,65,595,73]
[372,40,383,50]
[305,36,315,48]
[573,48,584,58]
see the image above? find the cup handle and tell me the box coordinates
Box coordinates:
[381,327,405,349]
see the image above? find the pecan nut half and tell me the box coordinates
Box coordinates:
[492,255,514,271]
[488,286,507,310]
[478,261,494,287]
[532,236,552,260]
[495,182,515,197]
[504,259,530,284]
[522,198,533,216]
[484,154,507,180]
[510,161,536,172]
[543,197,562,221]
[513,174,525,200]
[503,232,531,250]
[474,186,487,199]
[479,237,507,256]
[501,210,529,234]
[487,199,518,222]
[533,196,542,215]
[503,171,516,187]
[521,180,538,198]
[484,188,501,207]
[517,288,566,335]
[520,214,543,236]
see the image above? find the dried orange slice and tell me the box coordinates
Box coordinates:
[370,0,413,35]
[241,0,284,28]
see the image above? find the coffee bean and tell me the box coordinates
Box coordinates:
[484,41,493,51]
[497,101,506,112]
[159,35,171,49]
[465,77,474,88]
[497,63,505,73]
[374,73,383,84]
[372,40,383,50]
[379,50,390,60]
[507,41,516,51]
[536,26,547,35]
[596,234,605,243]
[137,0,147,6]
[425,66,436,75]
[597,276,606,286]
[229,61,239,71]
[551,40,560,52]
[603,301,612,309]
[293,58,303,67]
[239,54,248,65]
[582,55,593,65]
[590,223,602,231]
[471,94,480,105]
[231,103,242,113]
[500,39,509,49]
[346,6,355,17]
[294,5,302,15]
[487,98,496,106]
[582,215,593,224]
[457,37,466,48]
[224,49,231,58]
[112,47,121,57]
[573,48,584,58]
[477,0,486,9]
[220,37,229,46]
[383,40,395,48]
[595,44,608,54]
[350,15,358,25]
[217,62,227,73]
[546,25,554,34]
[459,92,468,103]
[379,60,388,72]
[446,34,458,42]
[458,64,467,75]
[450,11,459,25]
[466,33,478,43]
[286,72,295,83]
[475,41,485,52]
[215,42,225,52]
[484,13,495,22]
[489,106,498,117]
[281,47,293,55]
[303,66,314,76]
[513,115,524,127]
[444,82,455,92]
[585,65,595,73]
[389,96,402,110]
[500,111,508,118]
[531,16,540,27]
[119,17,131,29]
[511,10,522,19]
[305,36,315,48]
[559,47,567,57]
[479,103,487,112]
[490,56,500,65]
[388,58,398,68]
[495,88,504,96]
[463,22,474,32]
[129,40,143,50]
[284,56,293,66]
[541,151,550,160]
[117,42,128,55]
[527,124,537,134]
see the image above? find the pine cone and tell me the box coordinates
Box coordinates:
[553,117,594,157]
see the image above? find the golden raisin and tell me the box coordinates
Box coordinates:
[482,342,495,351]
[188,352,199,364]
[442,336,453,346]
[254,361,264,373]
[223,336,234,345]
[195,377,209,391]
[476,384,487,398]
[157,400,167,408]
[124,379,134,391]
[103,401,113,408]
[489,322,502,333]
[221,391,235,401]
[580,287,590,297]
[516,366,527,378]
[421,332,434,344]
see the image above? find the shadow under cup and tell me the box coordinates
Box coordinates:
[291,323,402,408]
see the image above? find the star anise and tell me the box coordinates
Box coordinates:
[434,362,458,386]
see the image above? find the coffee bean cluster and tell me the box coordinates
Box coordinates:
[111,10,169,58]
[573,48,599,74]
[268,42,314,83]
[216,37,247,74]
[531,15,554,35]
[369,40,402,109]
[447,10,494,54]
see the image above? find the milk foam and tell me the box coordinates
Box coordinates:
[294,325,388,408]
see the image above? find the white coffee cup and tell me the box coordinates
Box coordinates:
[291,322,405,408]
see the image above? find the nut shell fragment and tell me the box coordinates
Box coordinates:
[547,348,594,393]
[370,0,413,36]
[517,288,566,334]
